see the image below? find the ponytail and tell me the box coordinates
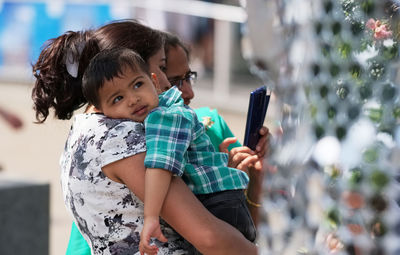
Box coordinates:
[32,30,99,123]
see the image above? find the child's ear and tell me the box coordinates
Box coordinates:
[93,106,102,113]
[86,104,102,113]
[151,73,162,94]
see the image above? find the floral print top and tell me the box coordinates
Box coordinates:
[60,113,187,255]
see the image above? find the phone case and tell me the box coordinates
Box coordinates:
[243,86,270,150]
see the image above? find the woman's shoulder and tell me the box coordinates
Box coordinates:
[75,113,144,129]
[72,114,145,138]
[67,114,146,162]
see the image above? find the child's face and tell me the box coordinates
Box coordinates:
[97,67,159,122]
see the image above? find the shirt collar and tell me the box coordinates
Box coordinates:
[158,86,184,107]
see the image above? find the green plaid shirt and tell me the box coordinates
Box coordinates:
[144,87,249,194]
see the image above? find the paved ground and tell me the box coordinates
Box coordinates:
[0,81,263,254]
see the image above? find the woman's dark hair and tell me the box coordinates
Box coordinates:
[32,30,100,123]
[32,19,164,123]
[162,31,190,59]
[82,48,150,109]
[94,19,164,63]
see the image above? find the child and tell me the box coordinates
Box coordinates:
[82,48,256,254]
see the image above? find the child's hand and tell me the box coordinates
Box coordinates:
[140,216,167,255]
[219,138,255,171]
[219,126,270,172]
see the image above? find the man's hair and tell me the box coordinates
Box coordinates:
[162,31,190,59]
[82,47,150,108]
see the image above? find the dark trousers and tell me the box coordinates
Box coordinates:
[186,189,257,254]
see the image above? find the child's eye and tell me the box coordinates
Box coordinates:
[160,65,167,73]
[113,96,123,104]
[134,81,144,89]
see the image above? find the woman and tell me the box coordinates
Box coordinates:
[33,20,260,254]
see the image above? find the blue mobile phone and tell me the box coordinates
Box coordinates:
[244,86,270,151]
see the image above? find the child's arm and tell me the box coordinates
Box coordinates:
[140,168,172,255]
[141,107,190,254]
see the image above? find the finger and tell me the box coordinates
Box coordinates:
[236,154,259,171]
[141,233,153,251]
[258,126,270,138]
[237,154,259,169]
[252,158,264,171]
[143,247,158,255]
[230,151,257,170]
[219,137,238,153]
[256,144,266,158]
[140,246,156,255]
[143,243,159,254]
[258,126,269,136]
[155,230,168,243]
[256,126,268,153]
[140,241,158,255]
[231,152,253,166]
[255,132,269,155]
[230,146,255,155]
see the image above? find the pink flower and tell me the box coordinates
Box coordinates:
[325,233,344,253]
[366,18,377,30]
[374,25,392,39]
[366,18,393,40]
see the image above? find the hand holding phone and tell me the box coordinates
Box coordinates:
[244,86,270,151]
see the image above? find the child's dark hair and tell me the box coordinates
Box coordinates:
[32,30,99,123]
[82,48,150,109]
[162,31,190,60]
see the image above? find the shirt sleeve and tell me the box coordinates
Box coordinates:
[100,121,146,168]
[144,109,193,176]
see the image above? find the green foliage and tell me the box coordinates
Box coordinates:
[360,0,375,15]
[327,208,341,229]
[349,167,363,187]
[363,146,379,163]
[369,169,389,191]
[382,43,398,60]
[338,42,352,58]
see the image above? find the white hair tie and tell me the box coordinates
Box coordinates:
[65,42,85,78]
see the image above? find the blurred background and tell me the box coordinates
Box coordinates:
[0,0,271,254]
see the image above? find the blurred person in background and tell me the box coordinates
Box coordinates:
[0,106,23,129]
[0,106,23,170]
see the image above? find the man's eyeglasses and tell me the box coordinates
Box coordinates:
[168,71,197,89]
